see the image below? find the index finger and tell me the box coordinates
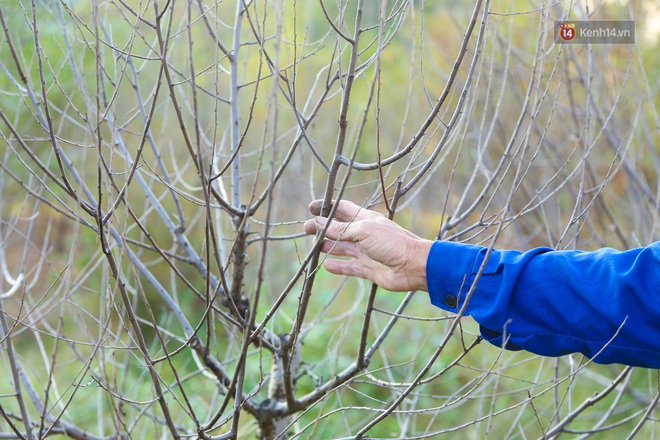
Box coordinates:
[308,199,383,222]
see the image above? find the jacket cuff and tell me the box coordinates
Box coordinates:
[426,241,486,314]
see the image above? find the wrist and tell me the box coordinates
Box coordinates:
[408,238,433,292]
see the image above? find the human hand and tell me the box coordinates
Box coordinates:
[303,199,433,292]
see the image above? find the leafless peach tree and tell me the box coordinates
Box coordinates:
[1,0,658,438]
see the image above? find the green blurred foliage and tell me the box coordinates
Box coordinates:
[1,0,659,438]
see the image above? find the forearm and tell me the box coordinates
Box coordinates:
[426,241,660,368]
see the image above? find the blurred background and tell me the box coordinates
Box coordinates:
[1,0,659,438]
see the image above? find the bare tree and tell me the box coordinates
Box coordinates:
[0,0,658,438]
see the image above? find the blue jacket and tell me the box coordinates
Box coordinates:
[426,241,660,368]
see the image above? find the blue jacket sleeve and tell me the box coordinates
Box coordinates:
[426,241,660,368]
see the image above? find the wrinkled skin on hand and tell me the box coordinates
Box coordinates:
[304,200,433,292]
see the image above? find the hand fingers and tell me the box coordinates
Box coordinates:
[303,218,319,236]
[322,259,366,280]
[304,217,366,275]
[305,216,362,242]
[308,199,383,222]
[304,218,363,250]
[307,199,324,216]
[308,199,334,216]
[319,239,359,258]
[305,216,362,260]
[304,218,347,237]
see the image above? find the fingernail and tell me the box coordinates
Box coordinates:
[315,216,328,226]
